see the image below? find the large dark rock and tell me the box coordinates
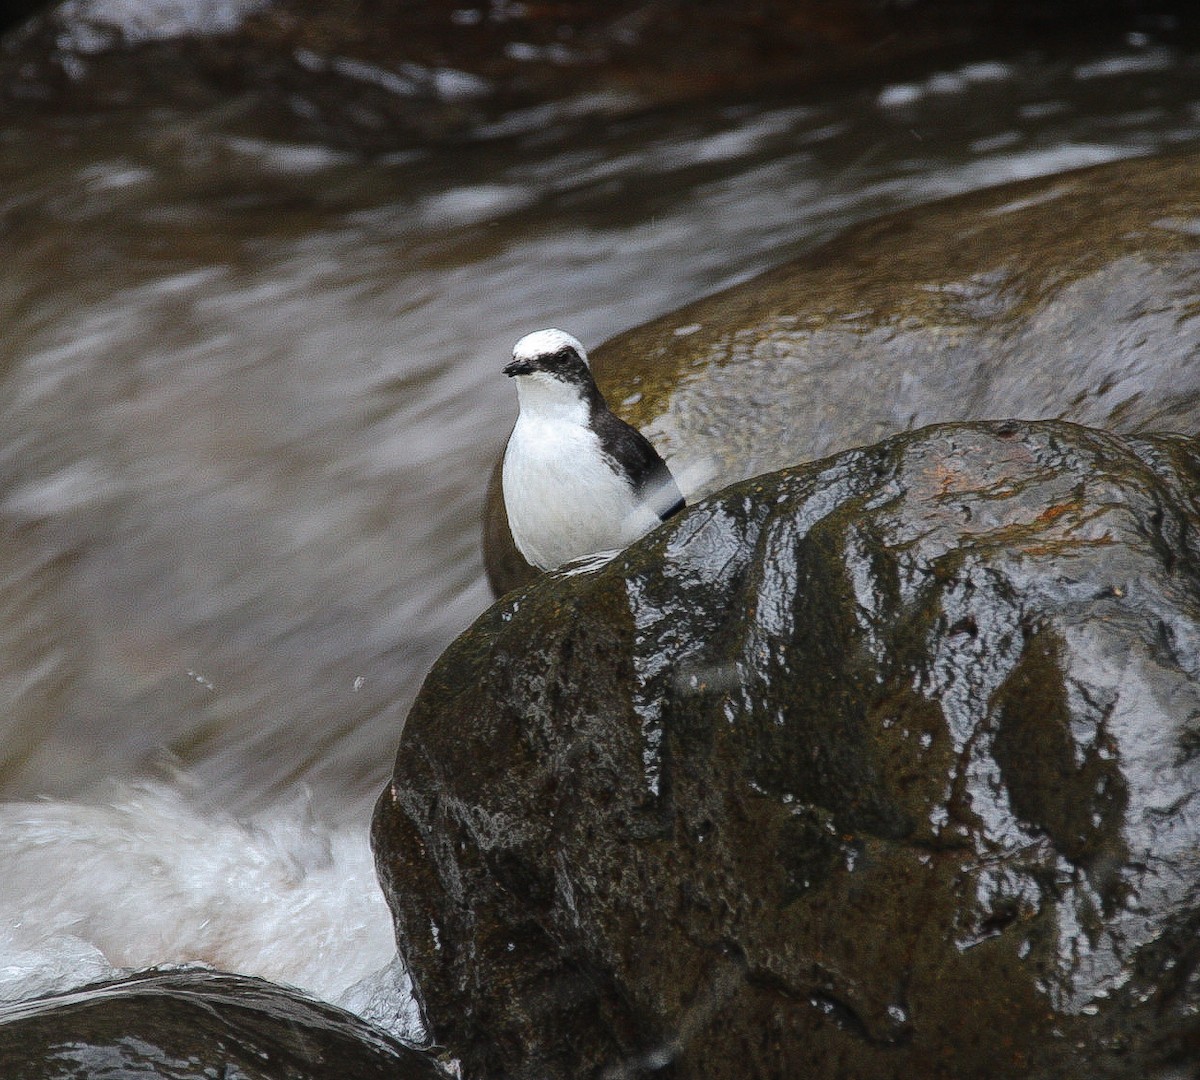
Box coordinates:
[483,148,1200,594]
[0,967,445,1080]
[378,419,1200,1079]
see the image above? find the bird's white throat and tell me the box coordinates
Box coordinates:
[511,369,590,426]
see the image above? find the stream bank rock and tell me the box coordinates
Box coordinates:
[0,967,444,1080]
[380,419,1200,1080]
[484,148,1200,594]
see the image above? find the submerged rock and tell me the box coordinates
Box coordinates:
[0,967,445,1080]
[379,420,1200,1079]
[483,148,1200,593]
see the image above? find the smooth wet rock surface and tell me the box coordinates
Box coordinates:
[380,420,1200,1079]
[484,147,1200,593]
[0,967,444,1080]
[600,149,1200,474]
[618,150,1200,452]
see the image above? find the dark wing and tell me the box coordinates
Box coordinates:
[592,407,685,521]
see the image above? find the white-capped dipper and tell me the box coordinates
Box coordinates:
[501,328,685,571]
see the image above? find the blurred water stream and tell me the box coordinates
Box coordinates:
[0,30,1197,1015]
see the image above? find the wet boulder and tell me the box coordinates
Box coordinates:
[0,967,445,1080]
[484,147,1200,593]
[378,419,1200,1079]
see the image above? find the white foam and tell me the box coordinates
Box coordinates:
[55,0,267,46]
[1073,51,1175,81]
[878,61,1014,110]
[876,83,923,109]
[335,954,428,1044]
[418,184,537,228]
[0,783,400,1011]
[222,137,353,175]
[959,62,1012,83]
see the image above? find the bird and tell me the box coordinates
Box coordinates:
[501,328,685,571]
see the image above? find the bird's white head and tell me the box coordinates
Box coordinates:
[504,328,595,416]
[511,328,589,367]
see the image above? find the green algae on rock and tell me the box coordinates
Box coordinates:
[383,419,1200,1080]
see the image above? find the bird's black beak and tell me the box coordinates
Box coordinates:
[503,358,534,377]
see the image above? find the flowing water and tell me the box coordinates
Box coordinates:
[0,23,1198,1033]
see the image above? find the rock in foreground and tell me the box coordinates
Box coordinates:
[0,967,444,1080]
[379,420,1200,1079]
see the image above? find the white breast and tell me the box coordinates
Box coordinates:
[503,411,661,571]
